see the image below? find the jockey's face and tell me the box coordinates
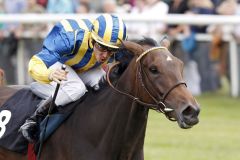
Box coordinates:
[93,42,118,63]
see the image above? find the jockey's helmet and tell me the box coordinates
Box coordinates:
[91,14,127,49]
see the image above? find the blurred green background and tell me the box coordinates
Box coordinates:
[145,87,240,160]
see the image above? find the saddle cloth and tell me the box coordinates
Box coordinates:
[0,88,41,153]
[0,88,77,154]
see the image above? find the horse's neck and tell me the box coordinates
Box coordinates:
[118,103,149,159]
[105,61,149,159]
[116,59,138,94]
[94,92,149,159]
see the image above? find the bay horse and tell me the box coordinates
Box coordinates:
[0,38,200,160]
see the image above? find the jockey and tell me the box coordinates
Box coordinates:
[20,14,127,142]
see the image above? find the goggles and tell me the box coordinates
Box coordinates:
[95,42,119,54]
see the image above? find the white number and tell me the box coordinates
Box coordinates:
[0,110,12,138]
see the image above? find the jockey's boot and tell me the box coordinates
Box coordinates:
[19,97,53,143]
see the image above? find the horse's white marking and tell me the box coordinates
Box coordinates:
[166,56,173,61]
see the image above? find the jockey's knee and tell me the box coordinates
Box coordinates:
[68,84,87,101]
[55,81,87,106]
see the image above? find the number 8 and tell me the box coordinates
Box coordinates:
[0,110,11,138]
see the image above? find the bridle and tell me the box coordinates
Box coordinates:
[106,47,187,121]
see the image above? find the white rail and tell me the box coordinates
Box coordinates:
[0,14,239,97]
[0,14,240,25]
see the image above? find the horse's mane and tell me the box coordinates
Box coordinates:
[135,37,158,47]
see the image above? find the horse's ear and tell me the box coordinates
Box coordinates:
[160,38,171,49]
[122,41,144,56]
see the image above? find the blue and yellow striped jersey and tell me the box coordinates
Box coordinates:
[29,14,127,84]
[29,19,101,83]
[38,18,100,72]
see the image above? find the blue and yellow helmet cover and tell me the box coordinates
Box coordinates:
[91,14,127,49]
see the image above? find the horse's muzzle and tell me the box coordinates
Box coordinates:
[178,104,200,129]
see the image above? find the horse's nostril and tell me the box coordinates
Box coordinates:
[181,105,200,125]
[182,105,200,118]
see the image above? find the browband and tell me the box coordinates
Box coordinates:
[136,46,168,62]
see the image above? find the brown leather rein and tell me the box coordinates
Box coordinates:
[106,47,187,120]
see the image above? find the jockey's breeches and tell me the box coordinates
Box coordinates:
[30,62,106,106]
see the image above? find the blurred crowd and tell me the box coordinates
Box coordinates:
[0,0,240,96]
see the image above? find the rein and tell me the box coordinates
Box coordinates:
[106,47,187,121]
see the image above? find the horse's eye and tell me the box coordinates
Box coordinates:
[149,66,158,74]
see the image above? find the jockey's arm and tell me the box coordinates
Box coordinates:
[28,56,53,84]
[28,22,76,84]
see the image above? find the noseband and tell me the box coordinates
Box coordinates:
[106,47,187,121]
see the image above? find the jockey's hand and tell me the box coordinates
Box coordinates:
[48,68,68,84]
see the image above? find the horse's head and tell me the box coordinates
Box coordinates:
[120,39,200,129]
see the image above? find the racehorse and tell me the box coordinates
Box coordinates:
[0,38,200,160]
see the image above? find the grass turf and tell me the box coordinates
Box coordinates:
[144,92,240,160]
